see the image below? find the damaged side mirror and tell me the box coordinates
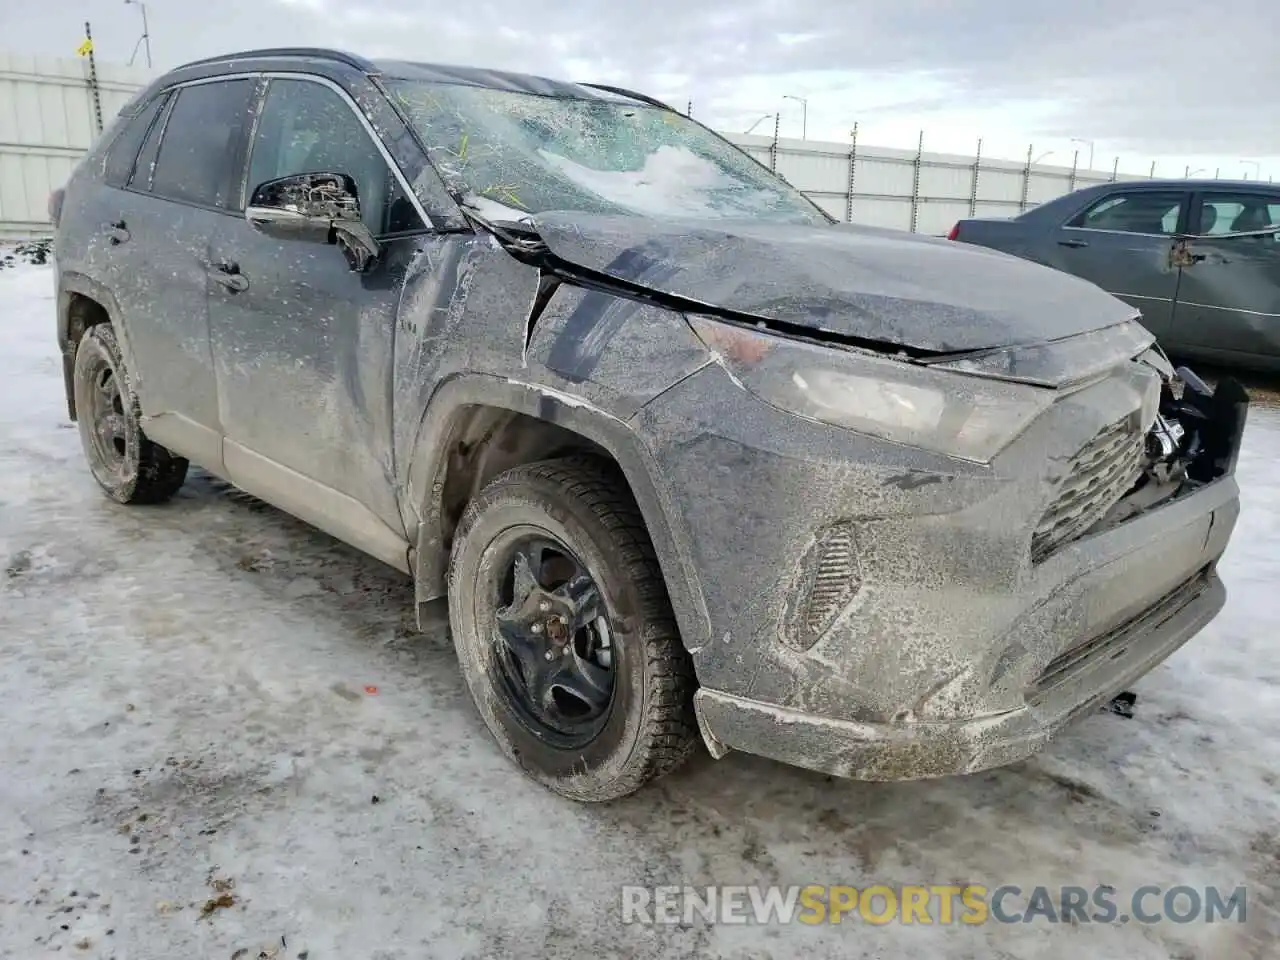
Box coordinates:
[245,172,380,271]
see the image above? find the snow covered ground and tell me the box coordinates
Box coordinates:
[1,259,1277,960]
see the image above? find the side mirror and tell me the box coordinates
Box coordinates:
[245,172,380,270]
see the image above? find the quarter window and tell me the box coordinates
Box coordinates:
[150,79,255,208]
[104,93,169,188]
[246,78,423,236]
[1068,191,1186,235]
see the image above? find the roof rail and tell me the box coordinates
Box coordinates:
[581,83,674,112]
[177,47,376,72]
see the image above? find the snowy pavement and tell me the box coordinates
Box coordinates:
[1,260,1278,960]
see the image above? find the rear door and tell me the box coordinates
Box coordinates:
[91,77,256,470]
[1169,190,1280,366]
[1041,188,1189,342]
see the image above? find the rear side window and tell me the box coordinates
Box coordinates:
[103,94,168,188]
[1195,192,1280,238]
[1068,191,1186,235]
[150,79,255,209]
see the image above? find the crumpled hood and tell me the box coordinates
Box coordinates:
[527,212,1140,354]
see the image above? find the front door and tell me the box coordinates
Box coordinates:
[1170,190,1280,367]
[207,75,430,570]
[1042,188,1189,343]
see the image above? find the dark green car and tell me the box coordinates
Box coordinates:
[950,180,1280,372]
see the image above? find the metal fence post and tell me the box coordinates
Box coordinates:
[909,130,923,233]
[1019,144,1032,212]
[1068,150,1078,192]
[84,21,103,134]
[968,137,982,217]
[1110,157,1119,182]
[685,100,692,118]
[845,122,858,222]
[769,112,779,172]
[1149,161,1156,178]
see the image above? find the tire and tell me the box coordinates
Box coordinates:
[72,324,188,505]
[448,455,698,801]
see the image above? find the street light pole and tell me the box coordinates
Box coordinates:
[1240,159,1261,180]
[1071,138,1095,170]
[783,95,808,139]
[125,0,151,69]
[743,113,773,135]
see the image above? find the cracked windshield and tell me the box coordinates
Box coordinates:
[385,80,828,223]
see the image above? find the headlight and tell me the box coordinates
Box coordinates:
[688,316,1056,463]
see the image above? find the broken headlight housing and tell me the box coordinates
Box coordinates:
[687,316,1058,464]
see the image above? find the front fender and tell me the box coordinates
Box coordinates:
[403,372,713,657]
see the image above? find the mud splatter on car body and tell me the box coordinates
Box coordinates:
[49,48,1247,787]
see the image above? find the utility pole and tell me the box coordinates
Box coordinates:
[783,95,807,140]
[1071,138,1095,170]
[125,0,152,69]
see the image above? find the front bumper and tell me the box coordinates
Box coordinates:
[636,361,1242,781]
[694,571,1225,780]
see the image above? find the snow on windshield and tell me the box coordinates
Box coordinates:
[535,144,778,219]
[386,80,827,224]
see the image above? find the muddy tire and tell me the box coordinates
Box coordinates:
[448,455,698,802]
[73,324,188,504]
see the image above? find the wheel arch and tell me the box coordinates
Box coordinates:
[57,272,138,422]
[404,374,713,656]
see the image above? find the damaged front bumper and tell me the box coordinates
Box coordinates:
[637,354,1245,782]
[693,483,1232,780]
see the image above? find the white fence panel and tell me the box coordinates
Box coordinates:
[0,53,151,237]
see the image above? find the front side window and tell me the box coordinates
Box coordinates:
[246,78,422,235]
[150,79,255,208]
[1195,193,1280,240]
[384,79,829,224]
[1068,191,1186,235]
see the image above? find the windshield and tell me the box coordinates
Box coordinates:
[384,79,829,225]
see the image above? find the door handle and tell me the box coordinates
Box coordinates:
[210,261,249,293]
[1057,237,1088,248]
[103,220,130,246]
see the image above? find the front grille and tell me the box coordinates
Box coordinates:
[1033,566,1211,696]
[1032,418,1145,563]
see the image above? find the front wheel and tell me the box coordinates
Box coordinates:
[448,456,698,802]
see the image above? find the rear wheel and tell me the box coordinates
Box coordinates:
[448,456,698,801]
[73,324,188,504]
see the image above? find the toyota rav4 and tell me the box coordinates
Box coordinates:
[50,48,1248,801]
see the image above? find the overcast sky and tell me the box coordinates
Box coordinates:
[4,0,1277,180]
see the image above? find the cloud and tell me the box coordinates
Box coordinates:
[4,0,1276,171]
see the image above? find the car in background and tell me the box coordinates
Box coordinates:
[949,180,1280,372]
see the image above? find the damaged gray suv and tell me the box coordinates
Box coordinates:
[51,48,1248,801]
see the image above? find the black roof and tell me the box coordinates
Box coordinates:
[1073,177,1277,193]
[160,47,663,106]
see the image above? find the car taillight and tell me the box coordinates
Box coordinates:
[946,222,960,241]
[48,188,65,226]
